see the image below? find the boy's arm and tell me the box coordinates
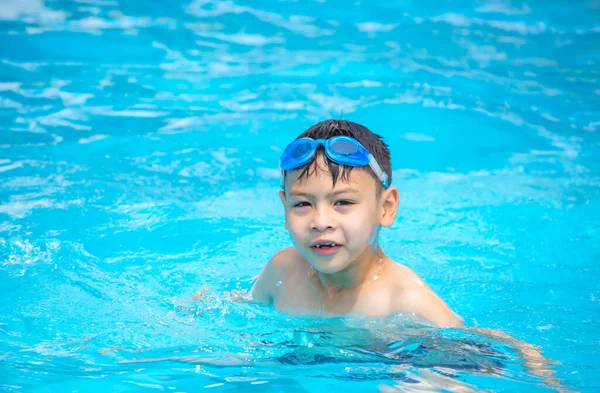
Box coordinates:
[249,263,275,306]
[416,287,464,328]
[391,265,462,328]
[400,285,464,328]
[250,248,292,306]
[400,286,572,391]
[468,328,575,393]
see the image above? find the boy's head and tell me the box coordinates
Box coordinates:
[281,120,393,196]
[278,120,399,274]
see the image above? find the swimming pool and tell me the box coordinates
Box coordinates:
[1,0,599,391]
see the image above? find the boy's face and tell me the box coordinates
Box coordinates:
[279,155,398,274]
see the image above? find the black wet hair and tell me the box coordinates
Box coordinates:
[283,119,392,193]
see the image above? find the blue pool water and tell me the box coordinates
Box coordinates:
[1,0,599,391]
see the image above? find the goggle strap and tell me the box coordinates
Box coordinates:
[368,154,389,188]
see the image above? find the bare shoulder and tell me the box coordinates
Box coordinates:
[250,247,304,305]
[270,247,304,270]
[386,261,464,328]
[386,262,426,288]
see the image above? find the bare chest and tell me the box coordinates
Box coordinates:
[273,278,394,317]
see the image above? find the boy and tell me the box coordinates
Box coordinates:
[250,119,463,328]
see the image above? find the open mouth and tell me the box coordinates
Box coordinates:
[311,242,342,255]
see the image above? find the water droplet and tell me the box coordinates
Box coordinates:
[276,281,283,287]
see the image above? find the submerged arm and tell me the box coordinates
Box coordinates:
[468,327,575,393]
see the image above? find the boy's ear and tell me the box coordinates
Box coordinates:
[379,186,399,227]
[279,190,288,230]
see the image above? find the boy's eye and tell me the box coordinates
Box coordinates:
[335,200,354,206]
[292,201,311,208]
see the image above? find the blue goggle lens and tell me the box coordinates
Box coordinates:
[290,141,313,158]
[329,138,359,155]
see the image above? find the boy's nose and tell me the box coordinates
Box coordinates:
[310,208,335,231]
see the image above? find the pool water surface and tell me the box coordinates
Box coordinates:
[0,0,599,392]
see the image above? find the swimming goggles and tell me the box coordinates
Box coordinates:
[279,136,390,188]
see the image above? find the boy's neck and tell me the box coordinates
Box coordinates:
[315,246,385,293]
